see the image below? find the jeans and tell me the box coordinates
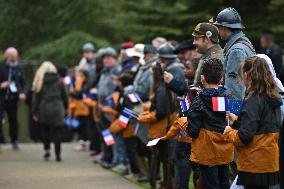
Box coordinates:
[112,133,127,165]
[199,164,230,189]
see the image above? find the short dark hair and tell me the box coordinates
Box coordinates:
[261,34,273,42]
[201,58,223,84]
[119,72,134,87]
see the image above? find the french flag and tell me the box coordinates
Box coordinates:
[118,111,131,128]
[180,95,191,112]
[102,129,115,146]
[128,93,142,103]
[212,97,228,112]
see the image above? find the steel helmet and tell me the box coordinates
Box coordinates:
[214,7,245,29]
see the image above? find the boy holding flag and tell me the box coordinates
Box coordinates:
[187,58,234,189]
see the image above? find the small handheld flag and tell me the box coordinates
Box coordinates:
[118,111,131,128]
[180,95,191,112]
[128,93,142,104]
[105,95,115,108]
[212,97,243,114]
[227,99,243,115]
[179,130,188,138]
[102,129,115,146]
[118,108,139,128]
[212,97,228,112]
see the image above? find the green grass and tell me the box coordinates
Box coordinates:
[110,165,195,189]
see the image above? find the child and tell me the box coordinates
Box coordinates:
[187,58,234,188]
[138,62,178,189]
[69,69,91,151]
[113,72,141,178]
[163,58,199,189]
[224,56,282,188]
[184,58,199,85]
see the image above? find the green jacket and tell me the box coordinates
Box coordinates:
[32,73,68,127]
[194,44,224,87]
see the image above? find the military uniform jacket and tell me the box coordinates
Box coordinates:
[194,44,224,87]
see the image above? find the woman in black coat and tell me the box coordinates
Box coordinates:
[32,61,68,162]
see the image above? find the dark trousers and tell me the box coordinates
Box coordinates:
[0,100,18,143]
[125,137,140,174]
[90,121,101,153]
[150,140,174,189]
[199,164,230,189]
[99,116,112,164]
[77,116,89,141]
[176,142,191,189]
[42,125,62,157]
[244,187,268,189]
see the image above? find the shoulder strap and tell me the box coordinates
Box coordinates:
[235,39,256,53]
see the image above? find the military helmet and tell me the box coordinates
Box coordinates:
[101,47,117,57]
[158,43,177,59]
[214,7,244,29]
[192,23,219,43]
[82,42,95,52]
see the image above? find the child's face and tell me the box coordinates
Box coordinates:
[184,63,196,79]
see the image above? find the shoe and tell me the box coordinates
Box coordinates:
[44,152,50,161]
[100,160,111,169]
[124,173,140,180]
[74,140,88,151]
[138,176,149,183]
[111,164,128,174]
[12,143,20,151]
[56,156,62,162]
[93,153,103,163]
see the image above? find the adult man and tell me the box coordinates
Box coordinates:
[160,43,187,96]
[97,47,121,100]
[214,7,256,99]
[260,34,283,77]
[0,47,26,150]
[118,41,135,73]
[133,45,157,101]
[78,43,96,83]
[192,23,224,87]
[174,39,201,64]
[96,47,122,169]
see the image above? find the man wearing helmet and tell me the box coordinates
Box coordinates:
[78,42,96,83]
[214,7,255,99]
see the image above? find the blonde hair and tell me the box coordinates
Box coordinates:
[32,61,57,93]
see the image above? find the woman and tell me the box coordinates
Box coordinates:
[32,61,68,162]
[224,56,282,189]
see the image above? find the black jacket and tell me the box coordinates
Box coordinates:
[187,86,234,166]
[188,87,231,138]
[150,83,176,121]
[32,73,68,127]
[232,95,282,145]
[0,60,26,101]
[263,43,283,77]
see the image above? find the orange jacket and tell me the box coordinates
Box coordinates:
[139,111,178,139]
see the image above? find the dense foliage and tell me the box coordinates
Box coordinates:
[0,0,283,65]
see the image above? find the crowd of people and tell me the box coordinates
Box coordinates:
[0,7,284,189]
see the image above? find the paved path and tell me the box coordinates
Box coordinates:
[0,143,141,189]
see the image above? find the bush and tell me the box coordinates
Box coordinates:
[25,31,110,66]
